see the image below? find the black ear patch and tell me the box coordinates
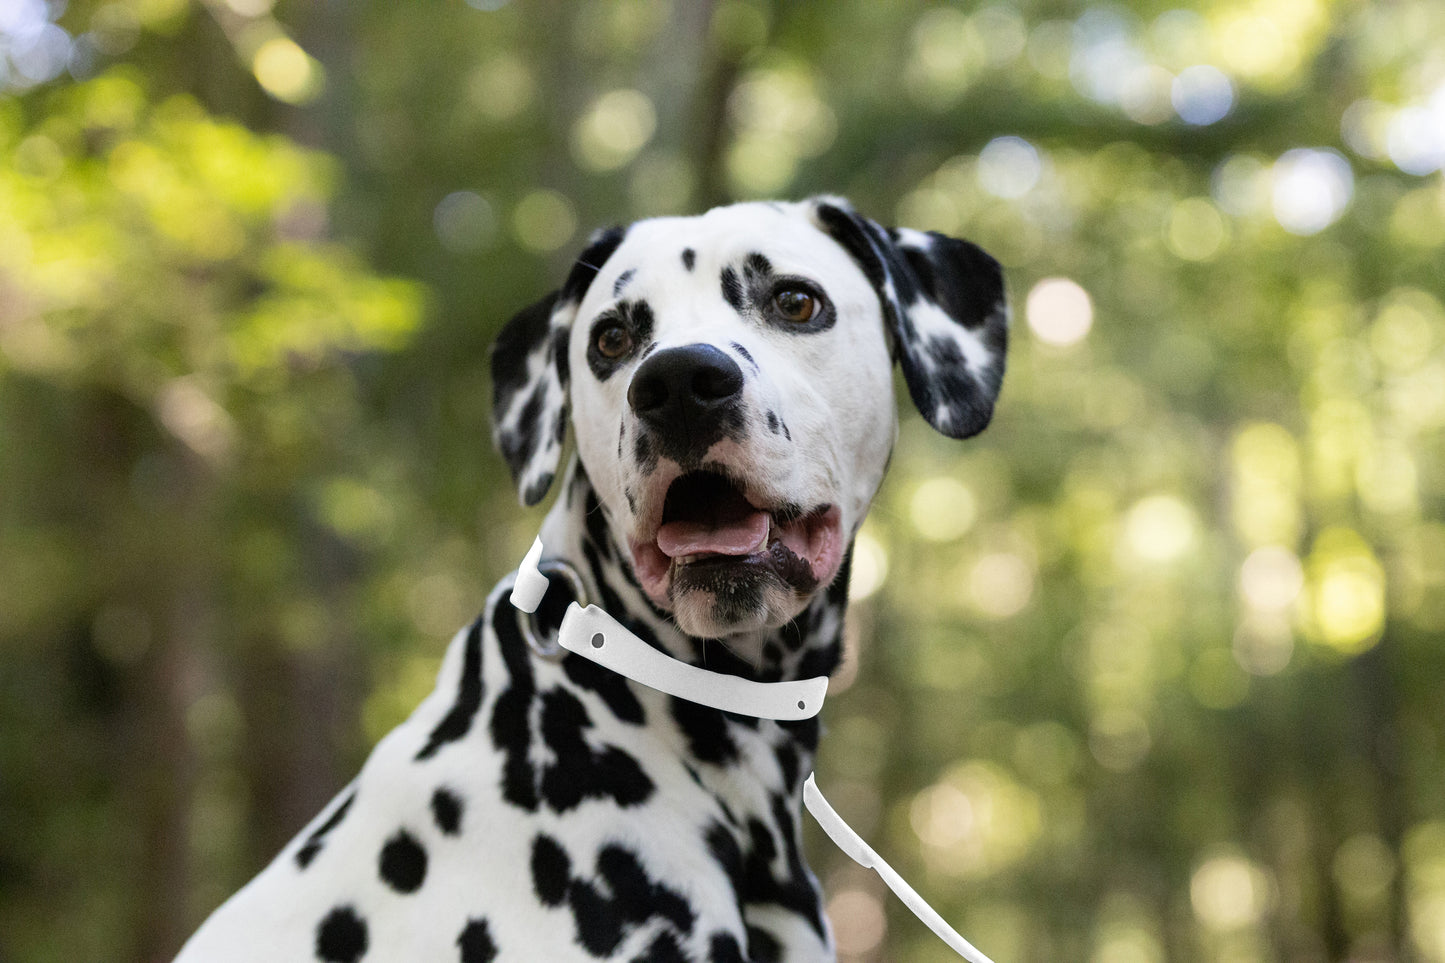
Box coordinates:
[811,198,1007,439]
[491,226,626,506]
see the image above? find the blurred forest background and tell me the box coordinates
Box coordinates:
[2,0,1443,960]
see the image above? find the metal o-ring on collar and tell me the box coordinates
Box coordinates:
[517,559,590,660]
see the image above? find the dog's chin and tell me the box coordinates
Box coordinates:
[667,553,816,639]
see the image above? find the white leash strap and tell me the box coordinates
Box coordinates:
[804,775,996,963]
[511,538,995,962]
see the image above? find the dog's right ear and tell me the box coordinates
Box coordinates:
[491,226,626,506]
[808,197,1007,441]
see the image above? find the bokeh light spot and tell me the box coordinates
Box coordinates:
[907,7,984,105]
[1124,494,1196,563]
[433,191,496,254]
[967,552,1034,618]
[912,761,1043,877]
[1271,148,1354,235]
[1304,528,1385,655]
[1388,105,1445,176]
[572,88,656,172]
[1120,64,1176,125]
[909,477,978,542]
[828,889,887,955]
[977,135,1043,199]
[1239,546,1304,612]
[1026,276,1093,346]
[512,189,577,252]
[1171,65,1234,125]
[848,529,889,601]
[1191,853,1271,930]
[252,37,324,105]
[467,54,535,122]
[1166,197,1228,261]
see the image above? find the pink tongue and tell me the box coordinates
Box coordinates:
[656,511,769,558]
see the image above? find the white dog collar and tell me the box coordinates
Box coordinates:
[511,537,996,963]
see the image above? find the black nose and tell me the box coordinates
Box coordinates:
[627,344,745,438]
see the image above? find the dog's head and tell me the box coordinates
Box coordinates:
[492,197,1006,639]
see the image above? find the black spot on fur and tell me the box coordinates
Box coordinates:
[490,599,539,811]
[457,918,498,963]
[431,787,463,836]
[570,875,626,956]
[563,653,646,725]
[746,926,783,963]
[710,932,745,963]
[705,821,745,898]
[531,834,571,907]
[416,616,486,761]
[671,697,738,765]
[597,845,695,935]
[720,266,745,313]
[315,906,368,963]
[739,801,826,938]
[681,248,696,271]
[522,471,555,507]
[765,410,779,434]
[538,687,655,812]
[296,788,355,869]
[580,484,616,564]
[379,829,428,894]
[629,300,655,344]
[633,429,658,475]
[779,714,821,756]
[794,638,841,681]
[776,742,801,790]
[632,931,687,963]
[613,267,637,298]
[744,252,772,277]
[539,838,697,957]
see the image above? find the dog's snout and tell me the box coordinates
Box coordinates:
[627,344,744,431]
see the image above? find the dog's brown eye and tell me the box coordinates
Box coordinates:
[595,323,632,359]
[773,287,819,323]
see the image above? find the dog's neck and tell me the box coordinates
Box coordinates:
[535,456,849,687]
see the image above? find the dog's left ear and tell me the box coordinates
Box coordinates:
[809,196,1008,440]
[491,226,627,506]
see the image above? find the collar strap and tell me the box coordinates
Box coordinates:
[511,538,827,721]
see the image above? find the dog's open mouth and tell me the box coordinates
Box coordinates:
[628,470,843,610]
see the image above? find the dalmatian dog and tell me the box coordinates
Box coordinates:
[175,196,1006,963]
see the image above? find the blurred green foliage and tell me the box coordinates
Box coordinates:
[1,0,1443,961]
